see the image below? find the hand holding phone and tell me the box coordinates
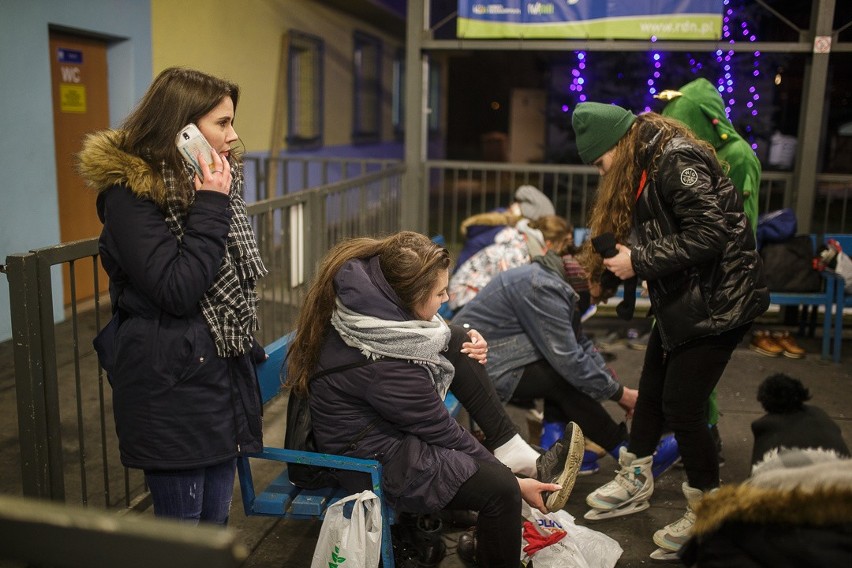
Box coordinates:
[176,124,216,179]
[175,123,230,194]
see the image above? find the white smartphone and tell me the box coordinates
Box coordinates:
[175,123,216,179]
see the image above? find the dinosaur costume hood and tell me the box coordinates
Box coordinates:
[660,77,741,150]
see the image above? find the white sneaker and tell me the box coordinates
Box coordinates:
[585,447,653,519]
[652,483,705,552]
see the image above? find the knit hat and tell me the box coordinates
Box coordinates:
[514,185,554,220]
[572,102,637,164]
[658,78,739,150]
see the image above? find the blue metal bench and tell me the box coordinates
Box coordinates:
[826,234,852,363]
[237,333,463,568]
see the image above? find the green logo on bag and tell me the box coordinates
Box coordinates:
[328,545,346,567]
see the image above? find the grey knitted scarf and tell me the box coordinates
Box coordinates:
[161,161,267,357]
[331,298,455,400]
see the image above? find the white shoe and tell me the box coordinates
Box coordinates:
[652,483,705,552]
[584,447,653,520]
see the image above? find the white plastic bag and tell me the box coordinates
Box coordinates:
[836,250,852,293]
[311,490,382,568]
[520,503,622,568]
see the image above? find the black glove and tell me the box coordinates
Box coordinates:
[591,232,637,321]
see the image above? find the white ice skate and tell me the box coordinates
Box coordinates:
[649,548,680,561]
[649,483,705,561]
[584,447,653,521]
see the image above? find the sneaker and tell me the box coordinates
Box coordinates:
[539,420,566,451]
[586,447,654,512]
[749,330,783,357]
[627,331,650,351]
[526,409,543,444]
[456,528,477,565]
[536,422,585,512]
[596,329,624,350]
[771,331,806,359]
[579,449,601,476]
[651,434,681,478]
[652,483,704,553]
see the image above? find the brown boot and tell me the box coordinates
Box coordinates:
[749,330,783,357]
[771,331,806,359]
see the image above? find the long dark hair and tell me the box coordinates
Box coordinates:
[119,67,240,202]
[287,232,450,396]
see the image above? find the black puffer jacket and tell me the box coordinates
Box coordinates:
[78,130,263,470]
[630,134,769,350]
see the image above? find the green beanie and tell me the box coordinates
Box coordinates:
[572,102,637,164]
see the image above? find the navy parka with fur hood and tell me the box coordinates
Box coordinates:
[309,256,499,513]
[77,130,263,471]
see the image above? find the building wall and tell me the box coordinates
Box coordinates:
[0,0,407,342]
[0,0,152,342]
[152,0,405,155]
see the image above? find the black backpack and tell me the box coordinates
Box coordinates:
[283,358,379,489]
[760,235,822,293]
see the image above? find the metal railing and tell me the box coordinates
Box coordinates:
[4,164,403,510]
[3,153,851,513]
[425,161,851,251]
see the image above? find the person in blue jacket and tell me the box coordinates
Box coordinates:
[286,232,583,567]
[77,68,267,525]
[453,250,641,459]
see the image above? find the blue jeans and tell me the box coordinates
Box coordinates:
[144,458,237,525]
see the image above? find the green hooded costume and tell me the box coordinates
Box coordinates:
[661,78,760,233]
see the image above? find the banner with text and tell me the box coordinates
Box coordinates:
[457,1,725,40]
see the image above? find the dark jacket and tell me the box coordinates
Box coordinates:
[309,256,498,513]
[630,134,769,349]
[680,455,852,568]
[78,130,263,470]
[453,255,621,403]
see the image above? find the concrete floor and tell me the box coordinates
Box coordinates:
[1,309,850,567]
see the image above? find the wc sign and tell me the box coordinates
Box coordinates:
[57,47,86,113]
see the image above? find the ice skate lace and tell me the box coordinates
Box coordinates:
[665,508,696,534]
[612,467,643,493]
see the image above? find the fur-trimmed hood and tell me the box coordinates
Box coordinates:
[77,129,170,209]
[459,211,520,237]
[692,451,852,538]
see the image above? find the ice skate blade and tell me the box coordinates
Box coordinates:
[650,547,680,561]
[583,500,650,521]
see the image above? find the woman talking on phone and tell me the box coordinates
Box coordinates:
[77,67,267,525]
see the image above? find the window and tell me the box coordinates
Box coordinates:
[287,31,323,149]
[392,48,404,141]
[353,32,382,144]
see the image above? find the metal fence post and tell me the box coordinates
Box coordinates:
[5,253,65,501]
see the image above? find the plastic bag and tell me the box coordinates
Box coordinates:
[836,250,852,294]
[311,490,382,568]
[520,503,622,568]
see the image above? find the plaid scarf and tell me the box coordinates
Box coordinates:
[161,161,267,357]
[331,298,456,400]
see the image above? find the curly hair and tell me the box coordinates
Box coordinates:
[286,232,450,396]
[577,112,716,284]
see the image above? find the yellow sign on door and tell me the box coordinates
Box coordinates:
[60,84,87,113]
